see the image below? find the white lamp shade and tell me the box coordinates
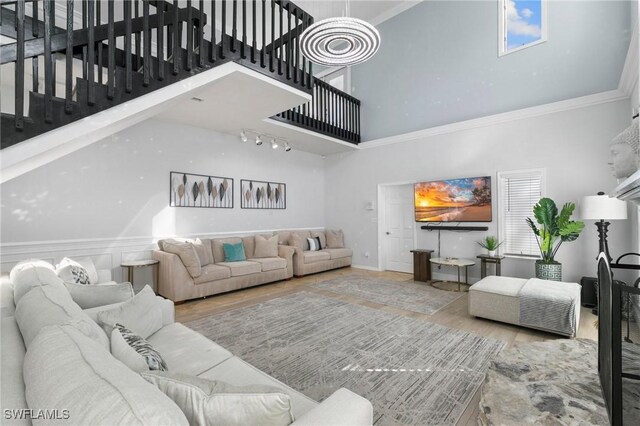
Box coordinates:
[580,194,628,220]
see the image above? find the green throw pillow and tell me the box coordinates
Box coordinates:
[222,243,246,262]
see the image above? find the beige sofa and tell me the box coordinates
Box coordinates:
[153,234,295,302]
[1,261,373,425]
[276,230,353,277]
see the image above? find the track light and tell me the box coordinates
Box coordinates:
[255,135,263,146]
[240,130,247,142]
[284,142,291,152]
[271,138,278,149]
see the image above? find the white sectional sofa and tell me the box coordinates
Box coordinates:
[0,260,373,425]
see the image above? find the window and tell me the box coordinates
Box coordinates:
[498,169,546,258]
[498,0,547,56]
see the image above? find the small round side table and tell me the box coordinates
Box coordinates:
[120,259,159,293]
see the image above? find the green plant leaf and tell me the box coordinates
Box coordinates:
[533,198,558,232]
[559,220,585,242]
[526,217,540,236]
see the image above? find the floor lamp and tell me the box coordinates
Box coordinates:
[580,192,628,263]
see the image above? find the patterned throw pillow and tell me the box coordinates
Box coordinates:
[112,323,167,372]
[55,258,91,285]
[307,237,322,251]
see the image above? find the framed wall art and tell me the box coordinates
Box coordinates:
[241,179,286,209]
[170,172,233,208]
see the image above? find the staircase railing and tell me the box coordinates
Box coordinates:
[1,0,340,148]
[272,78,361,144]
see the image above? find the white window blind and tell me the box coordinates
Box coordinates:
[499,170,545,257]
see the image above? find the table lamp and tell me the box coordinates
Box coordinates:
[580,192,628,262]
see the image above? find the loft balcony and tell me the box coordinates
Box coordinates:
[0,0,361,155]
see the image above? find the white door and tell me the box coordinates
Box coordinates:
[384,185,415,273]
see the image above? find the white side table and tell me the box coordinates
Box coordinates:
[429,257,475,292]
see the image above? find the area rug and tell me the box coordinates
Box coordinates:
[186,291,506,425]
[311,275,464,315]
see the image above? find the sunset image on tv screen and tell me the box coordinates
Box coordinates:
[414,177,492,222]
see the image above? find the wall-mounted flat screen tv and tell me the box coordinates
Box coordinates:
[415,176,492,222]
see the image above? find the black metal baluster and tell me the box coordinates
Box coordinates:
[198,0,204,67]
[50,2,56,97]
[107,0,115,98]
[125,0,132,92]
[356,102,360,140]
[278,2,282,75]
[285,4,290,80]
[241,0,246,59]
[231,0,237,53]
[64,0,73,114]
[269,0,274,71]
[97,0,103,84]
[260,0,265,67]
[86,0,95,106]
[43,0,52,123]
[173,0,180,74]
[135,1,141,70]
[220,0,226,58]
[81,0,87,79]
[143,0,151,83]
[186,0,192,70]
[293,8,299,84]
[210,0,217,62]
[251,0,256,63]
[307,14,313,87]
[158,0,165,80]
[15,0,24,129]
[32,0,39,94]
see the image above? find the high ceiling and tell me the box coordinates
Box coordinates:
[295,0,421,25]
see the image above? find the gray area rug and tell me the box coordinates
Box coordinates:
[186,291,506,425]
[311,275,464,315]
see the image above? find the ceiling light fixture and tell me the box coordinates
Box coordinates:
[255,135,263,146]
[284,142,291,152]
[271,138,279,149]
[240,130,247,142]
[300,1,380,67]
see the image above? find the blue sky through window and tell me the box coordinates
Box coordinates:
[506,0,543,51]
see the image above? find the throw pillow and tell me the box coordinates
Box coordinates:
[254,235,279,258]
[192,238,213,266]
[97,285,163,339]
[55,257,91,285]
[289,233,305,251]
[326,230,345,248]
[307,237,322,251]
[111,324,168,372]
[310,231,327,249]
[141,371,294,426]
[65,281,134,309]
[161,240,202,278]
[223,242,246,262]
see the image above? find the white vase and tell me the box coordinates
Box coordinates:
[488,250,497,257]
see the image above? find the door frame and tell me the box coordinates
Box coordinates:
[377,181,418,272]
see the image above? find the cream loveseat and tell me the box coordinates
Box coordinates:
[153,235,295,302]
[276,230,352,277]
[0,260,373,425]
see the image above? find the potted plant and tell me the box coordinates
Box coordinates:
[526,198,585,281]
[477,236,503,257]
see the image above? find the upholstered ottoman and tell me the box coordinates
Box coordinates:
[469,276,581,337]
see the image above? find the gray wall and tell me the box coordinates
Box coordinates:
[351,0,632,140]
[0,119,325,243]
[325,99,635,284]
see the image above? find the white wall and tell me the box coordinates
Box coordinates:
[0,119,325,277]
[325,99,634,284]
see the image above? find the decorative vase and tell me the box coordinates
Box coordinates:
[488,250,497,257]
[535,261,562,281]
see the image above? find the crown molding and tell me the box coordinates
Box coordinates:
[619,20,639,98]
[358,89,628,150]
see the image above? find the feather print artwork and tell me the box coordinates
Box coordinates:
[240,180,286,210]
[170,172,232,208]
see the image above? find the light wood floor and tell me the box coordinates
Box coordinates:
[175,267,598,426]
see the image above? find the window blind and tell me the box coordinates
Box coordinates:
[500,171,544,257]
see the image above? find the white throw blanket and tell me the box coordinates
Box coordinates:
[519,278,579,336]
